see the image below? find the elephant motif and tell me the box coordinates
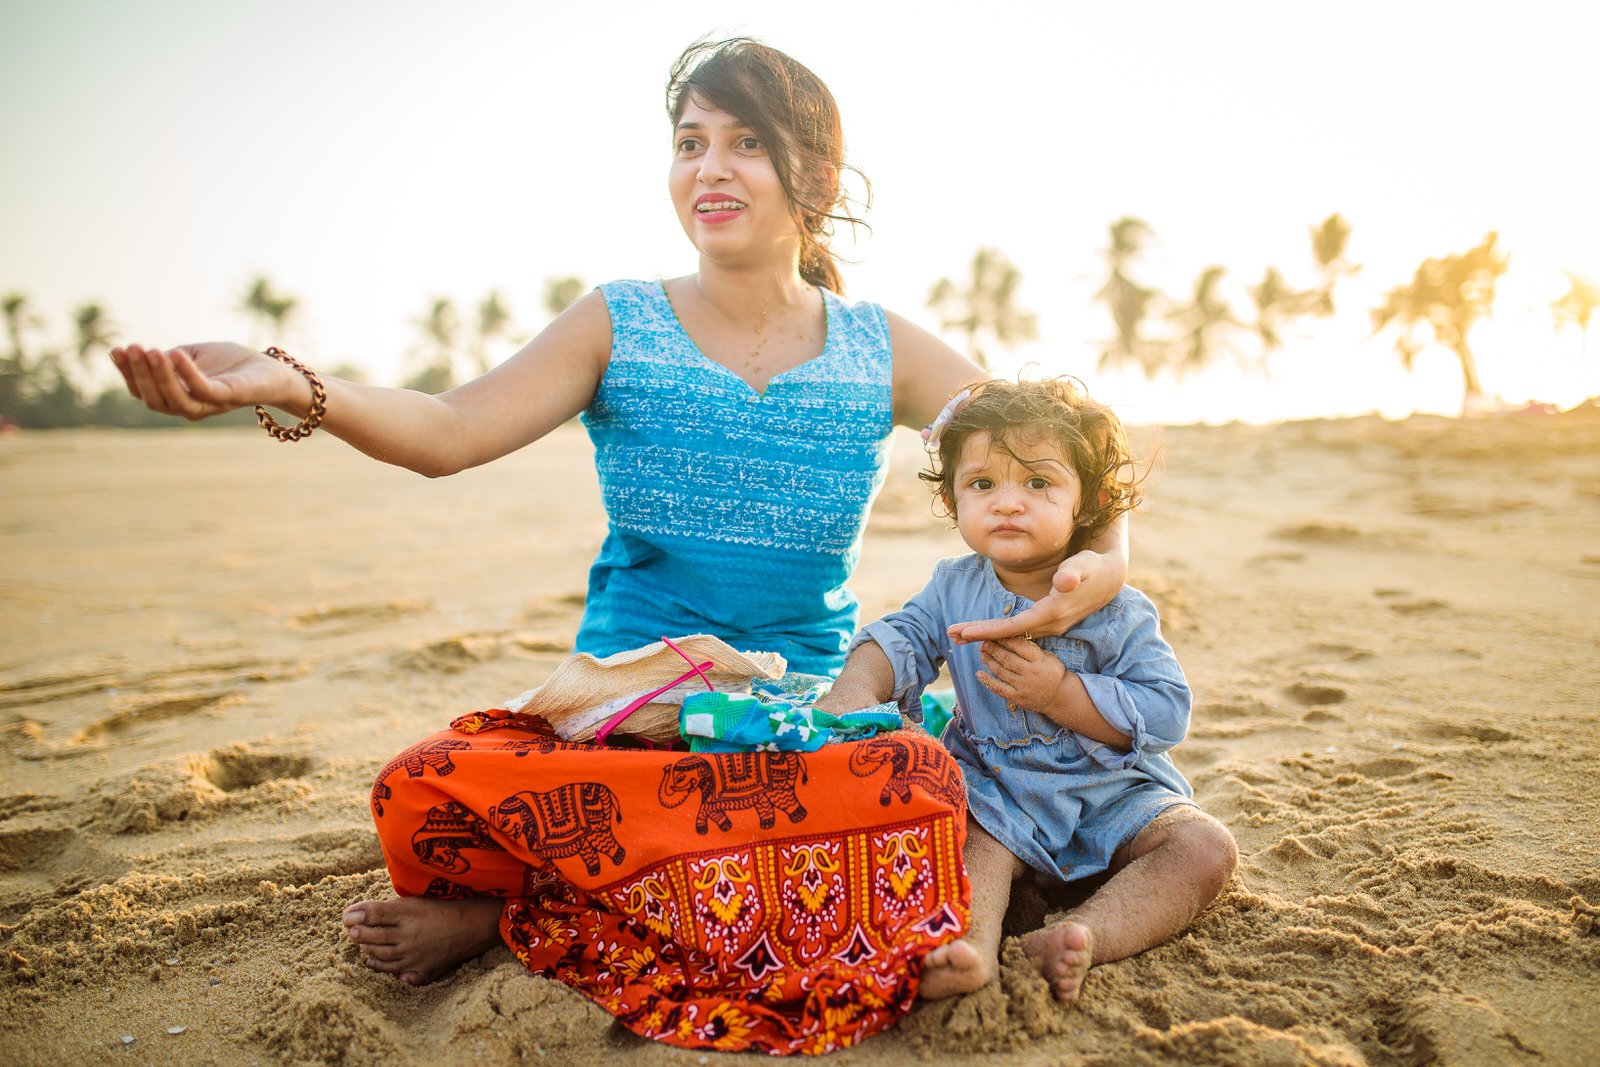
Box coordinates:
[659,752,808,834]
[848,737,964,807]
[424,877,505,899]
[411,800,506,874]
[489,782,625,876]
[494,737,567,758]
[370,738,472,816]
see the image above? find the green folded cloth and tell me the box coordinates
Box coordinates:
[920,689,957,742]
[680,677,901,753]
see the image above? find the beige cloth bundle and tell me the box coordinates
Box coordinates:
[503,634,787,745]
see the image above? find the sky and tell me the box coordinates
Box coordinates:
[3,0,1597,425]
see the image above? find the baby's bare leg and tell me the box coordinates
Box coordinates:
[1023,806,1236,1002]
[920,816,1023,999]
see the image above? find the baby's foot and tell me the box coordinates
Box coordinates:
[1021,920,1094,1002]
[917,938,992,999]
[342,896,505,986]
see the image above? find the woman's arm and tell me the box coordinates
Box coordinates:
[882,310,1130,640]
[109,289,614,477]
[884,312,987,430]
[949,515,1129,643]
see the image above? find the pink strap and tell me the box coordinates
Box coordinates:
[592,638,716,747]
[661,636,716,690]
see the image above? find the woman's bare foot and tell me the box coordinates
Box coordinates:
[918,937,992,999]
[342,896,506,986]
[1021,920,1094,1002]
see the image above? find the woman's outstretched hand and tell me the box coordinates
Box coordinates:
[947,547,1122,645]
[109,343,302,421]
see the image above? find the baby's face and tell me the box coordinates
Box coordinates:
[949,431,1081,575]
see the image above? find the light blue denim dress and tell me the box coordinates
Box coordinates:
[852,554,1194,882]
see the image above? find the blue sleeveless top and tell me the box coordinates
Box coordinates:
[575,279,895,676]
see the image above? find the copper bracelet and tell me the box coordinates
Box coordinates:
[254,347,327,442]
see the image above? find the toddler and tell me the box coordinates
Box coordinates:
[820,378,1237,1002]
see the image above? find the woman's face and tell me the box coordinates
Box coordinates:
[669,97,802,266]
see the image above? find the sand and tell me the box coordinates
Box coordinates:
[2,411,1597,1066]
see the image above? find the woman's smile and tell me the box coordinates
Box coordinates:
[693,193,748,223]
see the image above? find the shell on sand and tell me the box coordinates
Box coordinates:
[504,634,786,744]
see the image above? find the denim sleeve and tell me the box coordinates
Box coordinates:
[1075,592,1190,769]
[846,575,950,721]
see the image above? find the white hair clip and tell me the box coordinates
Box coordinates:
[920,389,972,450]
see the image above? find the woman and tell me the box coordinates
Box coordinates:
[111,38,1127,1055]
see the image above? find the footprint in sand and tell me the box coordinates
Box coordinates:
[1283,682,1347,706]
[1388,599,1449,616]
[1353,756,1424,779]
[1271,521,1361,544]
[395,636,502,673]
[1271,522,1426,550]
[1421,723,1521,745]
[519,592,588,623]
[290,599,430,634]
[73,692,243,744]
[0,825,77,874]
[202,749,313,793]
[1371,589,1450,616]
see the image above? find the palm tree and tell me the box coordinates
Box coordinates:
[1370,232,1509,408]
[543,276,586,320]
[1551,270,1599,359]
[239,276,298,344]
[404,297,461,394]
[73,302,117,362]
[64,301,118,399]
[1093,218,1166,378]
[1248,266,1297,360]
[1167,266,1241,377]
[2,292,44,414]
[927,248,1038,371]
[73,301,118,380]
[470,290,519,374]
[1305,213,1360,316]
[3,292,41,366]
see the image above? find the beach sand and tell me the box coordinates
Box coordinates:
[2,411,1597,1066]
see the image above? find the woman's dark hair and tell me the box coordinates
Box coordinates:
[667,37,869,294]
[920,378,1147,554]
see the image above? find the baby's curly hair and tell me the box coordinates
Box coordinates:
[919,378,1145,553]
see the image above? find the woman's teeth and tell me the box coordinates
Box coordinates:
[697,201,744,212]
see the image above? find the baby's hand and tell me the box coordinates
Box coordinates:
[812,681,880,717]
[976,637,1065,715]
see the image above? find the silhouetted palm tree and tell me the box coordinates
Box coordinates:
[1306,213,1360,316]
[1093,218,1166,377]
[73,302,117,363]
[239,276,298,345]
[1551,270,1599,359]
[1248,266,1297,359]
[3,292,41,366]
[404,297,461,394]
[470,290,519,374]
[927,248,1038,371]
[2,292,43,414]
[1370,232,1508,408]
[543,276,586,320]
[1167,266,1241,377]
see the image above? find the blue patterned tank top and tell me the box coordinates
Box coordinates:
[575,279,895,676]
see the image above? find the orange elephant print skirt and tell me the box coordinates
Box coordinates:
[370,710,970,1055]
